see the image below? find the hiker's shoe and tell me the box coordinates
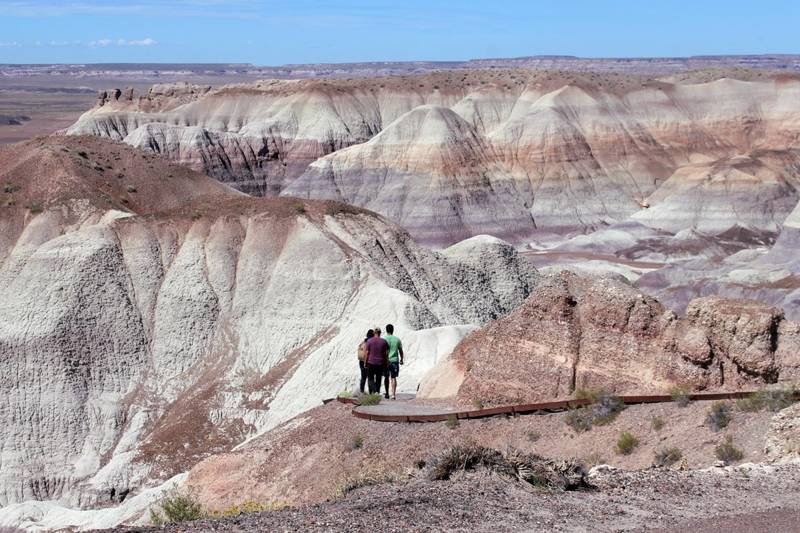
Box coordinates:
[392,396,397,400]
[384,393,390,399]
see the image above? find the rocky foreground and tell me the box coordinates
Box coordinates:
[113,462,800,532]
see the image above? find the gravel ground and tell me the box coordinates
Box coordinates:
[111,462,800,532]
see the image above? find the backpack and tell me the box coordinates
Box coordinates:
[357,341,368,362]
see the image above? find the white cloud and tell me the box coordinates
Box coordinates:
[89,38,156,47]
[0,41,21,47]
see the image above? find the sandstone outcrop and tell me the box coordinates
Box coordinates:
[67,71,800,244]
[0,137,538,521]
[423,272,800,406]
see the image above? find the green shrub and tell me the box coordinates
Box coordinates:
[526,430,541,442]
[615,431,639,455]
[149,489,204,525]
[715,436,744,464]
[337,391,353,399]
[445,415,460,430]
[27,202,43,214]
[654,447,682,467]
[292,202,306,214]
[650,416,665,431]
[706,402,732,431]
[190,211,202,221]
[472,398,485,410]
[360,393,382,406]
[737,388,796,413]
[670,386,691,407]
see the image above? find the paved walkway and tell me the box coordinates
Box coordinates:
[353,393,459,418]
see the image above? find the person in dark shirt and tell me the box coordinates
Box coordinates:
[357,329,374,394]
[365,327,389,394]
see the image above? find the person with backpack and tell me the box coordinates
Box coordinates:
[365,326,389,394]
[383,324,404,400]
[357,329,374,394]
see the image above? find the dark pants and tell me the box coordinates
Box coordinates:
[367,364,384,394]
[358,361,368,393]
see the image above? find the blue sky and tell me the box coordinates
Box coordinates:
[0,0,798,64]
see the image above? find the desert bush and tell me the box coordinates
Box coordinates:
[615,431,639,455]
[348,433,364,451]
[650,416,665,431]
[431,443,509,480]
[670,386,691,407]
[526,430,541,442]
[191,211,202,221]
[564,408,593,433]
[472,398,485,410]
[564,389,625,432]
[150,489,204,525]
[736,388,796,413]
[654,447,682,467]
[3,183,19,194]
[27,202,43,214]
[292,202,306,214]
[445,415,460,430]
[360,393,382,406]
[706,402,732,431]
[337,391,353,399]
[126,185,137,193]
[715,436,744,464]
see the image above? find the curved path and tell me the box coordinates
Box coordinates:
[328,390,800,423]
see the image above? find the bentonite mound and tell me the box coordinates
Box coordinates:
[0,136,538,526]
[67,70,800,245]
[419,271,800,406]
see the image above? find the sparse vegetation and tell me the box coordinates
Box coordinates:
[292,202,306,214]
[126,185,137,193]
[564,408,593,433]
[650,416,665,431]
[706,402,732,431]
[526,430,541,442]
[191,211,202,221]
[208,500,286,518]
[472,398,485,410]
[333,465,399,498]
[27,202,43,214]
[654,447,683,467]
[564,389,625,432]
[715,436,744,464]
[670,386,692,407]
[445,415,460,430]
[360,393,382,406]
[736,388,796,413]
[3,183,19,194]
[584,452,607,468]
[348,433,364,451]
[615,431,639,455]
[149,489,204,525]
[337,391,353,399]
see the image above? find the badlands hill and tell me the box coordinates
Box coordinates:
[0,136,538,529]
[67,69,800,245]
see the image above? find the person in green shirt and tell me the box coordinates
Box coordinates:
[382,323,404,400]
